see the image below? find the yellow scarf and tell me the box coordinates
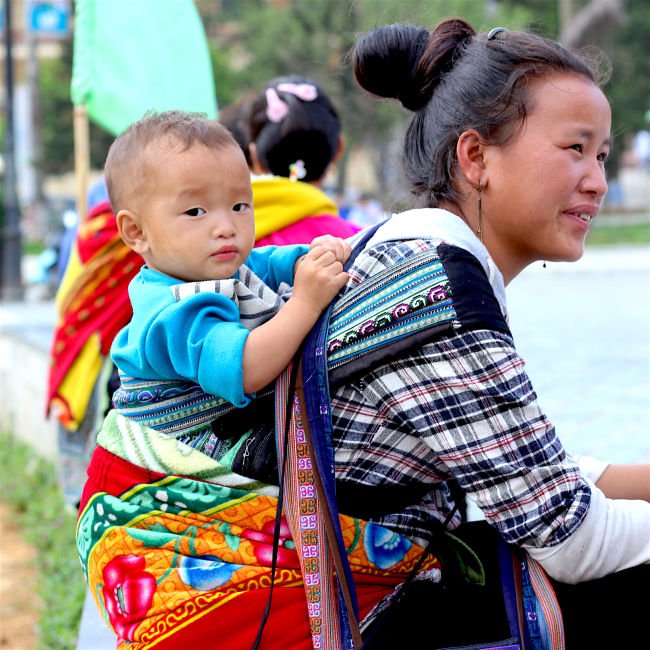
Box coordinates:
[252,175,338,239]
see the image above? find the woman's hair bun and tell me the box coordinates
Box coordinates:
[352,23,431,111]
[353,18,476,112]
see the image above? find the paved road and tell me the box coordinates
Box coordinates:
[506,244,650,464]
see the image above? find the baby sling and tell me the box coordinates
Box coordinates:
[262,222,565,649]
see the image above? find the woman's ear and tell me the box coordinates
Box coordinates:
[116,210,149,255]
[248,143,266,175]
[457,129,487,188]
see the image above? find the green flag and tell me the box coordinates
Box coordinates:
[71,0,217,136]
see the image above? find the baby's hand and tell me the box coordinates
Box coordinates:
[309,235,351,265]
[292,246,349,314]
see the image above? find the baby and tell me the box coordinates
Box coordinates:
[106,110,350,430]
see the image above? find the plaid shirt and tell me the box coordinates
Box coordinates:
[330,237,590,549]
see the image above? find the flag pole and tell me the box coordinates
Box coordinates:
[73,104,89,221]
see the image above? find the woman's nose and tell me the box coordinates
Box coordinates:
[581,160,608,198]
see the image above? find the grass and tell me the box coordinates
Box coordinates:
[586,219,650,245]
[22,240,47,255]
[0,433,85,650]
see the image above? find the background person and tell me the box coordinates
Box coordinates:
[246,75,363,246]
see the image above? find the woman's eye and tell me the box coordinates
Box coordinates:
[597,151,609,163]
[233,203,250,213]
[569,143,584,154]
[185,207,206,217]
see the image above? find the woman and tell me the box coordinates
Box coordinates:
[76,19,649,649]
[246,75,362,245]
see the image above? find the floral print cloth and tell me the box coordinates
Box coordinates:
[76,419,440,649]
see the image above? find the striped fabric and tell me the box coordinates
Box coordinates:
[169,265,292,331]
[525,557,565,649]
[327,248,458,374]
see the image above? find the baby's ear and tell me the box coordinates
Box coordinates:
[116,209,149,255]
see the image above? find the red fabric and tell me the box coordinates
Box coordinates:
[144,584,390,650]
[46,201,141,422]
[80,448,395,649]
[255,214,362,247]
[78,446,168,514]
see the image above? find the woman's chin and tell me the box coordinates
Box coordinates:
[553,240,587,264]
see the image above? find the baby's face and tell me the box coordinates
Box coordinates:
[136,141,255,282]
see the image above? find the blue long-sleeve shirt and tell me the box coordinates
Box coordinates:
[111,244,307,407]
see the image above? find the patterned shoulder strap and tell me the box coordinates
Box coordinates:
[326,247,459,386]
[296,223,384,647]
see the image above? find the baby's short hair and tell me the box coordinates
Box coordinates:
[105,110,238,213]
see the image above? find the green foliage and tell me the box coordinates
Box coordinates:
[199,0,537,199]
[211,0,533,144]
[35,0,649,193]
[0,433,85,650]
[587,219,650,245]
[38,38,114,174]
[605,0,650,174]
[210,44,241,109]
[498,0,650,177]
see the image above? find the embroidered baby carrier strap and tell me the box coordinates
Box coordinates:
[113,374,232,435]
[267,224,384,650]
[292,223,563,650]
[520,554,565,649]
[275,365,358,649]
[170,263,292,330]
[326,247,459,388]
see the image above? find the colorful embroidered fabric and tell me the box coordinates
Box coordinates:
[326,248,458,378]
[112,266,290,446]
[46,200,142,430]
[77,412,441,649]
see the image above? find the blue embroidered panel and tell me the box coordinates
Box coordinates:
[326,249,458,373]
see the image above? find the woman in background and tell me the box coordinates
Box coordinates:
[245,75,362,246]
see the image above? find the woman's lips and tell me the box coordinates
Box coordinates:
[564,205,598,230]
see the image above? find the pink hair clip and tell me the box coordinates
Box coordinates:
[265,88,289,123]
[276,82,318,102]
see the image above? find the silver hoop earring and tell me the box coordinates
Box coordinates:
[477,181,483,243]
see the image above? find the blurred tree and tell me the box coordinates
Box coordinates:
[198,0,534,206]
[500,0,650,179]
[603,0,650,176]
[37,0,647,201]
[38,38,114,175]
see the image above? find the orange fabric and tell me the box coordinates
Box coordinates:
[78,447,436,649]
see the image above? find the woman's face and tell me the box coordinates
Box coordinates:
[481,73,611,283]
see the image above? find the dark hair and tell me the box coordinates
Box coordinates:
[105,109,238,212]
[219,95,255,167]
[248,75,341,183]
[352,18,610,207]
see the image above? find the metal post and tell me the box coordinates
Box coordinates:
[2,0,25,301]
